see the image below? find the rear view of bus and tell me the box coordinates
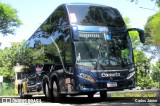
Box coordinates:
[66,3,145,98]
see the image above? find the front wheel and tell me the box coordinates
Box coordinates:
[100,91,107,99]
[88,93,94,99]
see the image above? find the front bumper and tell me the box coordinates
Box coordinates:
[78,79,135,93]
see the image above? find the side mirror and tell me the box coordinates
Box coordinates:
[72,26,79,41]
[127,28,145,43]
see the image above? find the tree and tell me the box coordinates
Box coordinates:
[124,17,141,50]
[145,11,160,46]
[134,51,155,89]
[129,0,160,7]
[144,10,160,64]
[124,17,155,89]
[151,60,160,88]
[0,2,22,35]
[0,41,24,82]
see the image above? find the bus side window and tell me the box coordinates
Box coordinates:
[56,35,72,66]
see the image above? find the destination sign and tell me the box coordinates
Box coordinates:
[79,33,105,39]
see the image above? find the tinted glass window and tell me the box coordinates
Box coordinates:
[41,6,69,36]
[19,41,32,65]
[67,5,125,27]
[18,6,71,67]
[55,35,72,65]
[75,33,133,67]
[64,38,72,64]
[50,6,68,26]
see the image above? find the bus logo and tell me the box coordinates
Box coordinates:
[101,72,120,77]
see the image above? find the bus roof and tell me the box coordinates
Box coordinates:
[64,2,113,8]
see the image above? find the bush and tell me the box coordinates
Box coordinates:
[0,82,15,96]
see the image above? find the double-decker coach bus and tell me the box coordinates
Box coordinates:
[16,3,145,101]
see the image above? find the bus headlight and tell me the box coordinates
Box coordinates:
[129,67,134,72]
[78,73,95,83]
[127,71,135,79]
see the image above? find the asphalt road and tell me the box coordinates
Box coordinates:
[0,90,159,106]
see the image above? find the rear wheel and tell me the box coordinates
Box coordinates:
[45,83,52,100]
[100,91,107,99]
[53,80,64,102]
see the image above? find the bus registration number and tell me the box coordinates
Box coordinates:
[107,82,117,87]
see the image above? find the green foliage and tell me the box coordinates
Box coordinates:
[124,17,141,49]
[123,17,131,28]
[135,53,155,89]
[0,2,22,35]
[144,10,160,65]
[0,82,15,96]
[157,1,160,7]
[151,60,160,88]
[133,51,155,89]
[0,41,24,82]
[145,11,160,46]
[137,71,155,89]
[124,17,156,89]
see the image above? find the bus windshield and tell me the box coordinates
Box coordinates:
[75,32,133,68]
[67,5,125,27]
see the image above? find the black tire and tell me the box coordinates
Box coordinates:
[45,83,52,100]
[19,86,25,98]
[88,93,94,99]
[100,91,107,99]
[53,80,63,102]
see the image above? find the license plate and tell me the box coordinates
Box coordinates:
[107,82,117,87]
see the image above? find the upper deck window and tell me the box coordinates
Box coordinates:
[67,5,125,27]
